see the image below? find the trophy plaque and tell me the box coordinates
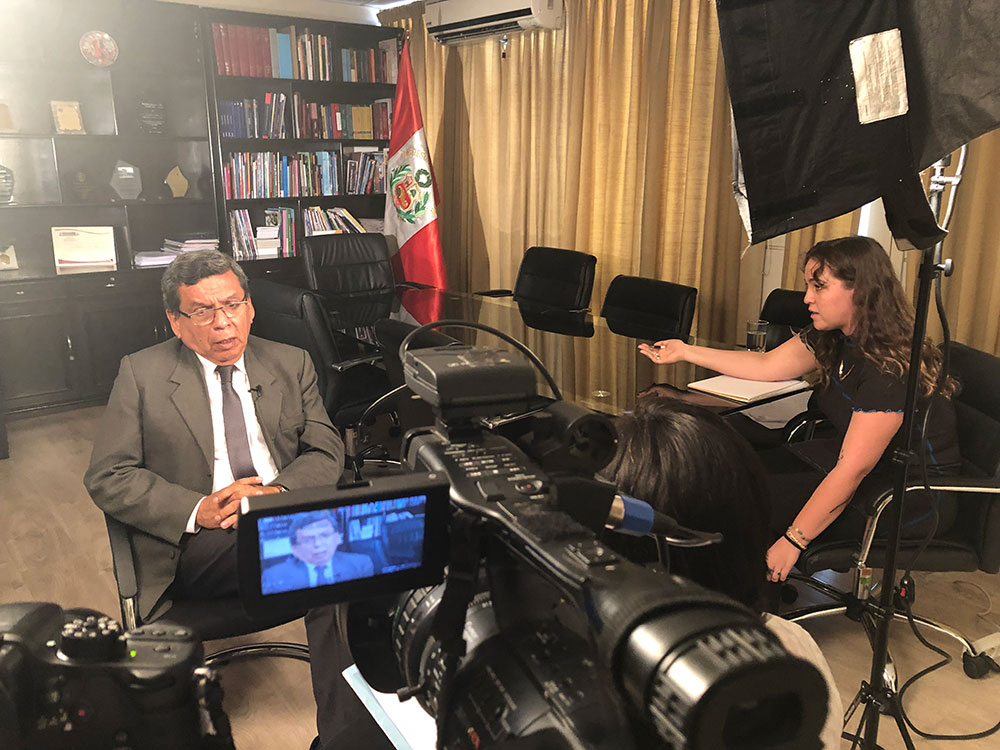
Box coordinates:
[110,160,142,200]
[164,166,189,198]
[70,169,100,202]
[137,99,167,135]
[0,163,13,203]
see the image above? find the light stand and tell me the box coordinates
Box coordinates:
[844,152,965,750]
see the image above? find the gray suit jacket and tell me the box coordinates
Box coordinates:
[84,336,344,619]
[260,552,375,595]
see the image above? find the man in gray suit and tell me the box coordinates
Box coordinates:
[262,511,375,595]
[85,250,378,750]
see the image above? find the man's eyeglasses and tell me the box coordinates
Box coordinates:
[176,297,250,326]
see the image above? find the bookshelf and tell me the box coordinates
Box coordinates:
[200,8,401,271]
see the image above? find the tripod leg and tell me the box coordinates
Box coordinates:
[885,692,917,750]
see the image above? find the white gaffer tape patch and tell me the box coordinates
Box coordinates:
[850,28,908,125]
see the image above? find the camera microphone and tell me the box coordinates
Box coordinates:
[250,385,263,399]
[551,476,723,544]
[551,476,676,537]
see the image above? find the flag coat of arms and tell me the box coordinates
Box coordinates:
[385,37,448,300]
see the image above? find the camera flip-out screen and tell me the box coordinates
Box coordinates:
[237,473,451,616]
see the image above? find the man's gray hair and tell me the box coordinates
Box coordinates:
[161,250,249,313]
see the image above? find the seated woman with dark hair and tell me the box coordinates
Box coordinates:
[602,397,843,749]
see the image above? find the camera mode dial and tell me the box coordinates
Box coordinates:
[60,614,127,661]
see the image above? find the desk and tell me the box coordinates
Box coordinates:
[321,288,802,418]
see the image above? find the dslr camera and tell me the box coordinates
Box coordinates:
[237,324,828,749]
[0,602,232,750]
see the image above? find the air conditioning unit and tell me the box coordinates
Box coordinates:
[424,0,564,45]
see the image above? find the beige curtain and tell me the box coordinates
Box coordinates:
[934,131,1000,355]
[379,0,745,346]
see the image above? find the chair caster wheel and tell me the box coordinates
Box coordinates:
[963,652,994,679]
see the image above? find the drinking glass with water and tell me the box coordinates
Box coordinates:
[746,320,769,352]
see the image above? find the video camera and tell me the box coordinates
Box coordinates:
[237,322,829,749]
[0,602,232,750]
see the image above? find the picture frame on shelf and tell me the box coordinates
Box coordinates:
[51,100,86,134]
[51,226,117,275]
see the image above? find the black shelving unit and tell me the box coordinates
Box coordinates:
[200,7,401,267]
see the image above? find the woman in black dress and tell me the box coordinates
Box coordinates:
[638,236,960,583]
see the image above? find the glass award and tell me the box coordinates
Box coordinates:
[164,165,189,198]
[110,159,142,200]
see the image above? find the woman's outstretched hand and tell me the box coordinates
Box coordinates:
[638,339,687,365]
[766,537,802,582]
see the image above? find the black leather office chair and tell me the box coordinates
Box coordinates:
[249,278,391,480]
[105,515,309,667]
[785,342,1000,670]
[599,274,697,341]
[476,246,597,312]
[358,319,462,455]
[759,288,811,350]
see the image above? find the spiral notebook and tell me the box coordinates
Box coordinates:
[687,375,808,403]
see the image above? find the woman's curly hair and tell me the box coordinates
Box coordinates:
[804,236,955,397]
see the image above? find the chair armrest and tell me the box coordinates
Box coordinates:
[330,354,383,373]
[474,289,513,297]
[867,477,1000,517]
[104,516,137,600]
[782,409,829,443]
[395,281,434,290]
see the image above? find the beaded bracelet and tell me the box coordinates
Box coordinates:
[783,532,808,551]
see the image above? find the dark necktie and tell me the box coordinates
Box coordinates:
[316,565,331,586]
[216,365,256,480]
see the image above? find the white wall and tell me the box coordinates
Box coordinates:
[159,0,380,25]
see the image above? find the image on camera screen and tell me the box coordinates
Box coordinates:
[257,495,428,596]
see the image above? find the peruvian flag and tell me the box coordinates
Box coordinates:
[385,38,448,318]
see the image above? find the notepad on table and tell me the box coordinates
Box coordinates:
[687,375,808,403]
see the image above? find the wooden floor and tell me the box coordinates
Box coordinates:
[2,405,999,749]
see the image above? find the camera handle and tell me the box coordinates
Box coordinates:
[424,510,485,749]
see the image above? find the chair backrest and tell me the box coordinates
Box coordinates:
[950,342,1000,481]
[930,343,1000,573]
[759,288,811,350]
[600,274,697,340]
[374,318,459,389]
[512,246,596,310]
[300,233,396,296]
[249,278,341,409]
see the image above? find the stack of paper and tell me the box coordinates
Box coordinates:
[687,375,809,403]
[134,250,180,268]
[255,225,280,258]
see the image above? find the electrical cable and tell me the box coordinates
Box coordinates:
[399,319,563,401]
[897,597,1000,741]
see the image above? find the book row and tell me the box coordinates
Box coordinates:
[219,94,287,139]
[303,205,367,236]
[222,149,387,200]
[292,96,392,140]
[228,207,297,261]
[210,22,398,83]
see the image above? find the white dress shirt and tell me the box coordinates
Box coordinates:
[186,353,279,532]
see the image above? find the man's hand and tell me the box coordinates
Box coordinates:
[196,478,283,530]
[638,339,688,365]
[766,536,802,582]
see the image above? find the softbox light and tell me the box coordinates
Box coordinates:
[716,0,1000,249]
